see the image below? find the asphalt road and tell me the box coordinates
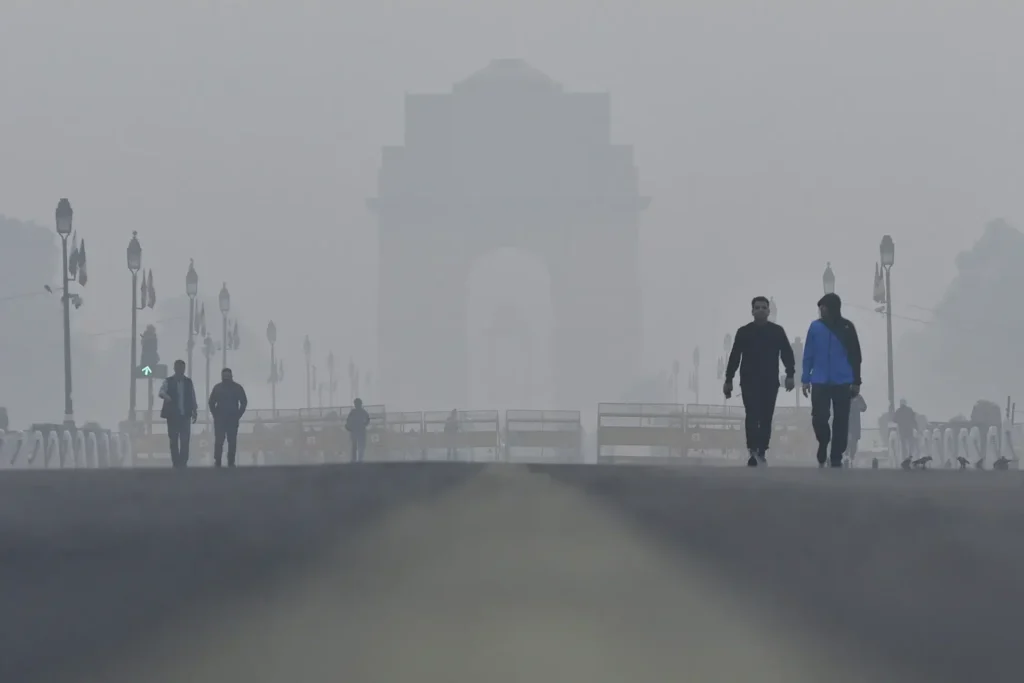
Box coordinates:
[1,463,1021,683]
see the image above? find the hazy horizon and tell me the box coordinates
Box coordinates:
[4,0,1024,420]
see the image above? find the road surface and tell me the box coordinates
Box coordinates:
[1,463,1021,683]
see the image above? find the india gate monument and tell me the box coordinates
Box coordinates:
[370,59,649,410]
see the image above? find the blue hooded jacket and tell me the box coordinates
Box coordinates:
[801,293,863,386]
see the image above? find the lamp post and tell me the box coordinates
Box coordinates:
[54,199,79,426]
[218,282,230,369]
[880,235,896,415]
[823,262,836,294]
[303,335,312,410]
[267,321,282,418]
[768,297,778,323]
[314,364,323,410]
[186,260,198,375]
[126,231,143,421]
[202,334,215,425]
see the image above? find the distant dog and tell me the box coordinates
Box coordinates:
[956,456,970,470]
[912,455,932,469]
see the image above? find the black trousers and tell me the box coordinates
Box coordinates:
[811,384,852,464]
[350,431,366,463]
[214,419,239,467]
[740,381,779,453]
[166,416,191,469]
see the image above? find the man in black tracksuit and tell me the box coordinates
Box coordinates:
[208,367,248,468]
[723,296,796,467]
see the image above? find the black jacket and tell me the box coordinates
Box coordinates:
[209,381,248,422]
[159,375,198,420]
[345,407,370,434]
[725,321,796,386]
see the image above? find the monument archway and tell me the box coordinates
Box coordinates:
[370,59,649,410]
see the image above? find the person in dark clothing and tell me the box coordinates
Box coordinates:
[892,399,918,464]
[801,293,863,468]
[157,359,198,469]
[847,394,867,465]
[723,296,796,467]
[208,368,248,467]
[345,397,370,463]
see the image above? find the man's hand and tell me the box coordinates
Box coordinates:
[784,376,795,392]
[723,380,733,399]
[850,384,861,397]
[801,383,811,398]
[191,412,198,424]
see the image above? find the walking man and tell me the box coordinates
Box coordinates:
[345,397,370,462]
[158,359,198,469]
[801,293,863,468]
[208,367,248,467]
[723,296,796,467]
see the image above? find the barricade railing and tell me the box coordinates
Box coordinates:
[505,409,583,462]
[0,427,132,470]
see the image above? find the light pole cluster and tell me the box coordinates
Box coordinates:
[266,321,284,417]
[54,199,89,426]
[125,231,156,423]
[877,235,896,415]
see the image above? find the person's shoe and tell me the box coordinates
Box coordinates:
[756,450,767,466]
[816,443,828,467]
[818,461,826,469]
[214,460,222,468]
[829,459,843,468]
[747,449,758,467]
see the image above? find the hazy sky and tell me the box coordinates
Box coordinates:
[3,0,1022,411]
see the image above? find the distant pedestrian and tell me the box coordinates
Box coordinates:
[723,296,796,466]
[801,293,863,467]
[158,360,198,469]
[208,368,248,468]
[892,399,917,465]
[345,398,370,462]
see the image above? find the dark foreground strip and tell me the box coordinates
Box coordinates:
[534,465,1024,683]
[0,463,482,683]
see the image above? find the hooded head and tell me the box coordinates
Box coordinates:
[817,292,842,320]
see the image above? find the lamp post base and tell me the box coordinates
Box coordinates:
[63,415,75,428]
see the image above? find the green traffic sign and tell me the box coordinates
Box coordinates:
[142,366,152,376]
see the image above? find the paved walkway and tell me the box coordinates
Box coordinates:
[2,464,1021,683]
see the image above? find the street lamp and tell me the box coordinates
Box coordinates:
[127,232,142,421]
[880,235,896,415]
[267,321,284,417]
[55,199,75,426]
[218,282,230,369]
[186,259,198,376]
[124,233,154,422]
[823,262,836,294]
[303,335,312,410]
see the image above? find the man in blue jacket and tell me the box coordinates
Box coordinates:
[801,293,863,467]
